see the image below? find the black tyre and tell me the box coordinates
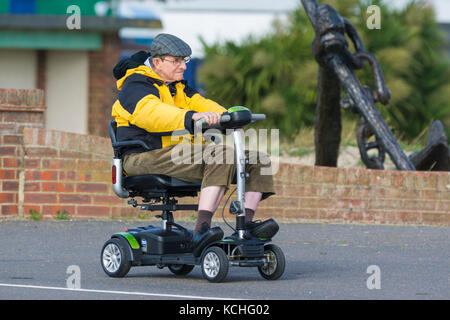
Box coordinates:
[168,264,195,276]
[201,246,229,283]
[258,244,285,280]
[101,238,132,278]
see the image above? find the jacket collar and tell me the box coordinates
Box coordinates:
[116,65,187,90]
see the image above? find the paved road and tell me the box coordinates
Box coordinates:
[0,220,448,300]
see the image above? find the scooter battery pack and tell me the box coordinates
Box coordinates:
[139,226,192,254]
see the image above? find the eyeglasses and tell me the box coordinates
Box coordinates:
[161,56,191,65]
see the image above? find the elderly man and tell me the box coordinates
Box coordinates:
[111,33,276,238]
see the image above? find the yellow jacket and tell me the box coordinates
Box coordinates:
[111,65,226,155]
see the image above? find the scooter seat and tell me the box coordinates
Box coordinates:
[124,174,201,196]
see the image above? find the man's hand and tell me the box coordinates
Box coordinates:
[192,111,221,126]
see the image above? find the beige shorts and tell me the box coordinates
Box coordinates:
[123,143,275,201]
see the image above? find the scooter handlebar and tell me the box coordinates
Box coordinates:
[194,113,266,132]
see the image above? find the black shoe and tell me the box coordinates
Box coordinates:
[246,218,279,239]
[192,224,224,256]
[193,222,210,246]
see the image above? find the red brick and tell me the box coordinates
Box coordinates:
[1,205,18,215]
[343,209,364,222]
[346,168,359,185]
[318,208,344,221]
[24,193,57,203]
[42,205,75,216]
[416,172,437,190]
[385,211,422,224]
[59,150,91,159]
[3,135,22,144]
[0,146,16,156]
[41,159,76,170]
[24,158,40,169]
[435,200,450,212]
[41,182,74,193]
[420,189,440,200]
[24,182,40,192]
[76,159,110,171]
[2,111,43,124]
[92,195,125,205]
[0,169,15,179]
[402,200,435,212]
[300,166,314,184]
[436,173,450,191]
[335,199,367,209]
[0,123,18,133]
[59,194,90,204]
[2,157,22,168]
[368,170,391,187]
[2,181,18,191]
[76,183,108,193]
[59,171,92,182]
[362,210,385,223]
[283,185,316,197]
[401,172,416,189]
[25,147,57,157]
[76,206,110,217]
[24,205,41,216]
[0,193,15,203]
[368,198,403,210]
[25,170,58,181]
[300,198,330,209]
[392,172,404,188]
[266,196,299,209]
[336,168,347,185]
[422,212,450,226]
[285,208,318,220]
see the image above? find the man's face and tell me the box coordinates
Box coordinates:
[152,55,188,82]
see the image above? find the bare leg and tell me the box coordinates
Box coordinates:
[244,191,262,212]
[194,186,226,234]
[198,185,226,212]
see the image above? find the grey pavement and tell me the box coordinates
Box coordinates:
[0,220,449,300]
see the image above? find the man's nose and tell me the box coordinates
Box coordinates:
[179,61,187,70]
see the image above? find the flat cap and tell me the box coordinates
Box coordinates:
[149,33,192,57]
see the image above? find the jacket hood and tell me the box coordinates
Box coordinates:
[113,50,149,79]
[113,51,165,90]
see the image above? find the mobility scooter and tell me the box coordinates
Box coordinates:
[101,107,285,282]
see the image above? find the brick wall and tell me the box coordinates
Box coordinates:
[88,33,121,138]
[0,89,46,217]
[1,89,449,225]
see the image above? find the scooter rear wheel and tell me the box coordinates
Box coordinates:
[258,244,285,280]
[168,264,195,276]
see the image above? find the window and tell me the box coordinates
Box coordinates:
[10,0,37,14]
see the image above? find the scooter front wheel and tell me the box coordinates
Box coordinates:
[258,244,285,280]
[101,238,131,278]
[201,246,229,283]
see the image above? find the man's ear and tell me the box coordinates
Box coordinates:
[152,57,162,68]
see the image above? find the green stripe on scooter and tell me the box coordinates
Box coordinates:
[114,232,140,249]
